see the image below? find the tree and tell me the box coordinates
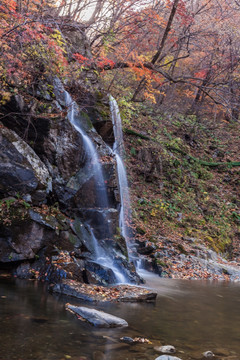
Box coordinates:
[1,0,240,120]
[0,0,68,102]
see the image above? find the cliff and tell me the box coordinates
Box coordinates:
[0,25,141,285]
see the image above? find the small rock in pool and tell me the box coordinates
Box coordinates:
[202,351,215,358]
[154,345,176,354]
[120,337,134,344]
[155,356,182,360]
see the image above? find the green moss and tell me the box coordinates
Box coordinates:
[95,102,110,121]
[0,198,30,226]
[156,259,168,267]
[68,233,77,245]
[80,111,93,129]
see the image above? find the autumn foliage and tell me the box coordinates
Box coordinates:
[0,0,68,102]
[1,0,240,119]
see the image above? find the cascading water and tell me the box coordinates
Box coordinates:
[109,96,133,250]
[109,96,144,275]
[63,90,129,284]
[88,227,126,284]
[64,91,108,209]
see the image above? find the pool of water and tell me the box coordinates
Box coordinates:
[0,271,240,360]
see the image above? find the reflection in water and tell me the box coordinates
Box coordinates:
[0,275,240,359]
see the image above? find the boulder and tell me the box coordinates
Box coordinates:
[66,304,128,328]
[52,279,157,302]
[154,346,176,354]
[84,261,118,285]
[79,208,119,240]
[120,337,135,344]
[0,220,50,262]
[202,351,215,358]
[0,126,52,201]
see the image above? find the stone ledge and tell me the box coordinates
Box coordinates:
[51,279,157,302]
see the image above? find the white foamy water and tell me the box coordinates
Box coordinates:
[64,90,128,283]
[89,227,127,284]
[109,96,132,242]
[64,91,108,208]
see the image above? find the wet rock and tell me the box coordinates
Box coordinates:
[0,220,49,262]
[51,282,96,302]
[155,356,182,360]
[138,257,162,276]
[0,81,143,287]
[29,210,58,230]
[84,261,118,285]
[120,337,135,344]
[66,304,128,328]
[52,279,157,302]
[202,351,215,358]
[14,262,32,279]
[154,345,176,354]
[137,240,156,255]
[79,208,119,240]
[0,126,52,201]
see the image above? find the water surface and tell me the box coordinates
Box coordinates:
[0,273,239,359]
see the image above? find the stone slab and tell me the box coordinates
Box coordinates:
[66,304,128,328]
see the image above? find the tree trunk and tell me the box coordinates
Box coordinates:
[132,0,180,101]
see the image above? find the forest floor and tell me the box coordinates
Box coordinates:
[116,98,240,280]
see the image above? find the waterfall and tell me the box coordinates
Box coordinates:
[64,91,108,209]
[109,96,132,246]
[63,90,130,284]
[88,227,126,284]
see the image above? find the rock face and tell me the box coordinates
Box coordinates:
[0,126,52,201]
[0,219,50,263]
[66,304,128,328]
[0,77,142,288]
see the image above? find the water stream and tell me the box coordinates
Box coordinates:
[88,227,127,284]
[64,91,129,284]
[64,91,108,209]
[109,96,132,246]
[1,274,240,360]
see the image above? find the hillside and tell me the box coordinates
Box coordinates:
[117,97,240,279]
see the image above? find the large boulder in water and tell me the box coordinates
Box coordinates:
[52,280,157,302]
[66,304,128,328]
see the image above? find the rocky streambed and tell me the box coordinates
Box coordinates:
[138,235,240,282]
